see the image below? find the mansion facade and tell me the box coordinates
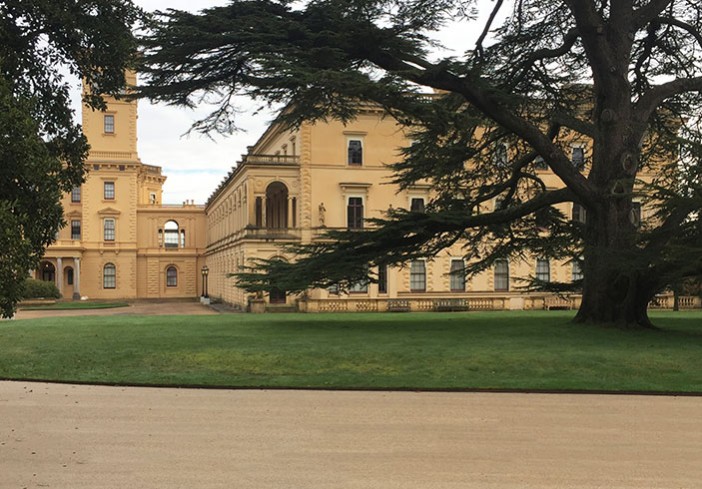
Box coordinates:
[37,79,699,311]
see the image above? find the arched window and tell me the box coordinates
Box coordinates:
[166,266,178,287]
[65,267,74,286]
[103,263,116,289]
[265,182,289,229]
[164,220,180,248]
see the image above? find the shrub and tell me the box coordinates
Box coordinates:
[20,278,61,299]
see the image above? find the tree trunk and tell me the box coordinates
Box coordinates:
[573,200,656,329]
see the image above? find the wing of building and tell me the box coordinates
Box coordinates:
[38,78,675,311]
[37,72,207,300]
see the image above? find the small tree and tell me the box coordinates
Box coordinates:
[0,1,142,317]
[140,0,702,328]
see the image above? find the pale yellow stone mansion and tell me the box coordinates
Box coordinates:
[39,78,690,311]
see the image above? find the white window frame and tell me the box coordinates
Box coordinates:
[103,218,115,242]
[346,136,364,166]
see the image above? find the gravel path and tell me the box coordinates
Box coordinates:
[1,381,700,488]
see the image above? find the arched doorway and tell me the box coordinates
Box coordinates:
[40,261,56,283]
[265,182,288,229]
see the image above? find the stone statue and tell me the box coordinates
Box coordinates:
[318,202,326,227]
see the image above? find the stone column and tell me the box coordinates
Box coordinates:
[261,198,267,228]
[287,196,294,228]
[73,258,81,300]
[56,257,63,296]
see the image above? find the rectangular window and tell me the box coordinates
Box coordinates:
[255,197,263,227]
[71,186,81,203]
[572,203,586,223]
[349,279,369,293]
[494,259,509,291]
[450,259,466,292]
[536,258,551,282]
[71,220,81,240]
[493,143,508,167]
[104,181,115,200]
[103,264,116,289]
[149,193,157,204]
[572,147,585,169]
[104,114,115,134]
[347,197,364,229]
[104,218,115,241]
[378,264,388,294]
[347,139,363,165]
[631,202,642,227]
[410,260,426,292]
[572,259,584,282]
[410,198,425,212]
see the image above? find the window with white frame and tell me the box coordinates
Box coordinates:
[493,143,508,167]
[347,139,363,165]
[104,181,115,200]
[104,114,115,134]
[164,220,180,248]
[494,259,509,291]
[571,146,585,170]
[631,202,642,227]
[347,197,364,229]
[536,258,551,282]
[572,203,587,223]
[410,260,426,292]
[103,218,115,241]
[71,220,81,240]
[572,259,584,282]
[71,186,81,203]
[450,259,466,292]
[103,263,116,289]
[378,264,388,294]
[166,266,178,287]
[349,278,369,293]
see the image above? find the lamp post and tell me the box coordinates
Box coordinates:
[201,265,209,299]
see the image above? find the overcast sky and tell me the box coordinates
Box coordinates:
[74,0,490,204]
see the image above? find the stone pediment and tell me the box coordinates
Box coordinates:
[65,210,82,218]
[97,207,121,216]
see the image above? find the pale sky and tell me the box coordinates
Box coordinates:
[72,0,490,204]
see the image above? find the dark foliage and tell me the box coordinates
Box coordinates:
[0,0,143,317]
[140,0,702,327]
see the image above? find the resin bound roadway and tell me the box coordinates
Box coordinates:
[1,381,701,489]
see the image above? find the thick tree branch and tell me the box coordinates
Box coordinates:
[363,49,597,207]
[635,76,702,121]
[634,0,672,29]
[657,16,702,49]
[475,0,505,59]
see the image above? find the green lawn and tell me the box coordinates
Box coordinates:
[1,311,701,392]
[20,301,129,311]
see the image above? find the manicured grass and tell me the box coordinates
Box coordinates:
[20,301,129,311]
[1,311,701,392]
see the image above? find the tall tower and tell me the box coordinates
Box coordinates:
[82,71,139,159]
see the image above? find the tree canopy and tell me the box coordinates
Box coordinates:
[140,0,702,328]
[0,0,142,317]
